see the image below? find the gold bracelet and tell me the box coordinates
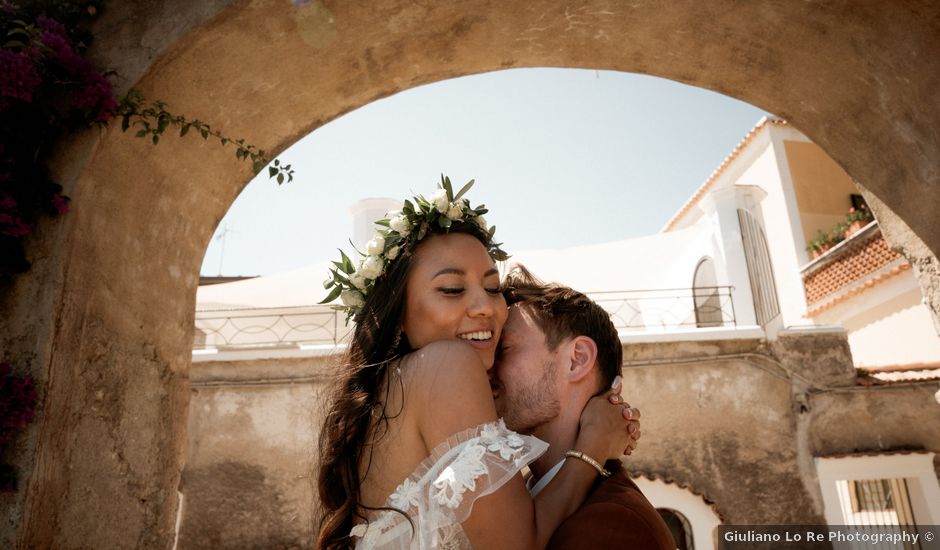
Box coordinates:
[564,450,612,478]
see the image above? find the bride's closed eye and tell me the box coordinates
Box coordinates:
[438,287,464,295]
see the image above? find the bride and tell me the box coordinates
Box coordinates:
[317,177,636,549]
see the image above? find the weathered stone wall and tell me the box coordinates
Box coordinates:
[3,1,940,547]
[176,333,939,546]
[179,356,337,549]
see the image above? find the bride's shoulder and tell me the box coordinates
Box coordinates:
[404,340,483,373]
[399,341,494,424]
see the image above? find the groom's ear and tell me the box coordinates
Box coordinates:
[565,335,598,383]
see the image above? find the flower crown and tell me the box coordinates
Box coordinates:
[320,176,509,320]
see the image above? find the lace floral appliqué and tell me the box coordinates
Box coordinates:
[349,418,548,549]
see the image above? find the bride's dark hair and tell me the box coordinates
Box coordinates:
[316,221,496,550]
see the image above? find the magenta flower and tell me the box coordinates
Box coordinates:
[0,48,42,108]
[51,193,69,215]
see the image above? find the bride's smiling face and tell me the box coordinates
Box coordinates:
[401,232,507,368]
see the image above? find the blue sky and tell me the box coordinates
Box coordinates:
[200,68,770,276]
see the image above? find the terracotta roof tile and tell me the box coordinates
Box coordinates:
[629,469,726,522]
[816,448,930,459]
[803,228,908,313]
[856,364,940,385]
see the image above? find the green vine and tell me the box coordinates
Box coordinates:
[117,89,294,184]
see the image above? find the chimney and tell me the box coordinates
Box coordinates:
[348,198,403,252]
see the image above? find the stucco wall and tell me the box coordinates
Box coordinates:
[785,140,861,246]
[815,272,940,368]
[179,355,336,549]
[174,331,939,546]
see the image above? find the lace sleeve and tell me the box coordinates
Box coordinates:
[351,419,548,549]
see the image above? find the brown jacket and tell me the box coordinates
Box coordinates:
[546,461,676,549]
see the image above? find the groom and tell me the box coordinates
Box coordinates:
[492,266,675,549]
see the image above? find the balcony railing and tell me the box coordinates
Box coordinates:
[592,286,736,331]
[194,306,353,350]
[193,286,737,351]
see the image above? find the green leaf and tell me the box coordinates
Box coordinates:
[488,225,497,237]
[338,248,356,270]
[135,129,147,138]
[7,28,29,37]
[121,116,130,132]
[347,239,366,257]
[152,134,160,145]
[274,159,280,166]
[438,216,452,229]
[268,167,278,178]
[323,279,333,289]
[453,179,475,200]
[200,129,209,140]
[180,124,190,137]
[318,285,343,305]
[442,175,454,202]
[3,40,26,49]
[375,219,391,227]
[277,173,284,185]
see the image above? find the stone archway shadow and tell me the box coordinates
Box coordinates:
[6,1,939,547]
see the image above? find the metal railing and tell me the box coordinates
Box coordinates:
[193,286,736,350]
[591,286,736,331]
[194,306,352,350]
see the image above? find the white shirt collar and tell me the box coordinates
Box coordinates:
[527,459,566,497]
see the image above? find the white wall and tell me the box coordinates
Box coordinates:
[750,126,814,329]
[634,477,721,550]
[815,271,940,368]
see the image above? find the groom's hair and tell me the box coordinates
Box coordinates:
[503,264,622,392]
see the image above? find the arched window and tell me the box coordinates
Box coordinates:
[657,508,694,550]
[693,257,723,328]
[737,209,781,326]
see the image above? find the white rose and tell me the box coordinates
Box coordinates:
[431,189,449,212]
[340,290,365,308]
[475,215,487,230]
[350,273,367,290]
[446,203,463,220]
[366,235,385,256]
[389,214,410,235]
[358,255,384,279]
[386,245,400,260]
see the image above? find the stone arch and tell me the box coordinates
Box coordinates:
[5,1,940,546]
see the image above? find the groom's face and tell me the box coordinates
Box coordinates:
[491,304,562,434]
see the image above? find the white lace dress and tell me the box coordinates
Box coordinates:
[349,419,548,549]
